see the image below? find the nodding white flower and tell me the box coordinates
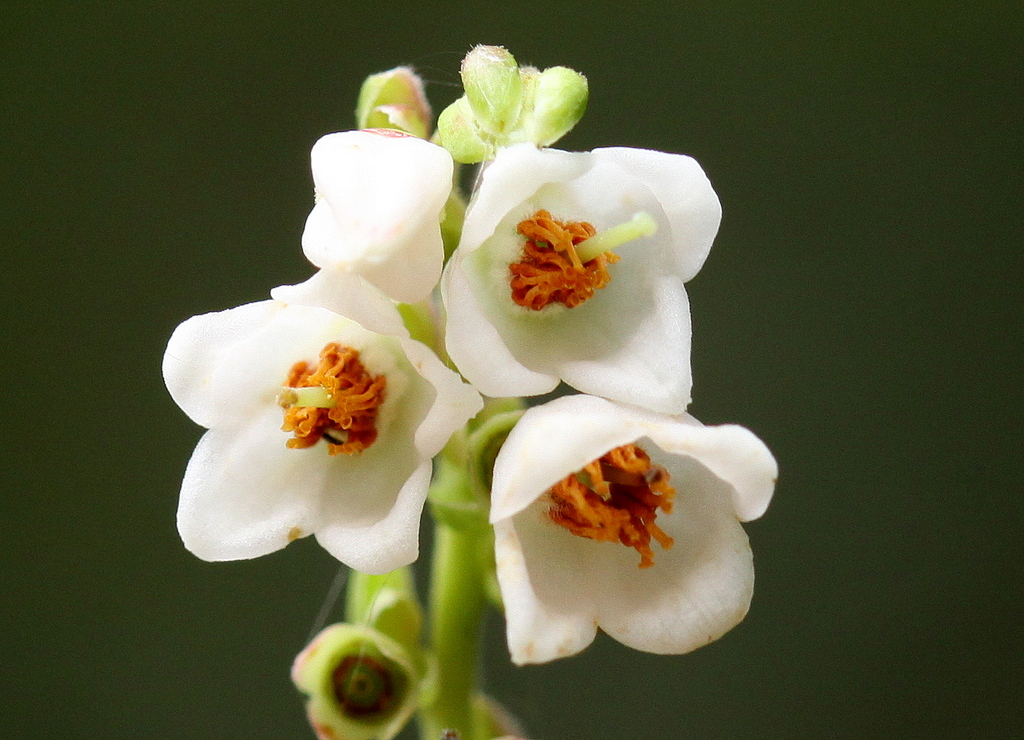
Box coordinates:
[442,143,721,414]
[489,394,776,665]
[301,129,454,304]
[162,299,482,573]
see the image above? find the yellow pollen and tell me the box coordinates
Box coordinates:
[280,343,386,455]
[510,209,620,310]
[546,444,675,568]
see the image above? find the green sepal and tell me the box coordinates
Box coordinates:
[437,96,491,164]
[466,408,524,497]
[440,186,466,263]
[396,302,438,351]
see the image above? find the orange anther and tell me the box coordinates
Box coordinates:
[547,444,675,568]
[281,343,386,455]
[510,210,619,310]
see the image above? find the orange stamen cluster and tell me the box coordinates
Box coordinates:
[510,209,620,310]
[547,444,675,568]
[281,343,386,455]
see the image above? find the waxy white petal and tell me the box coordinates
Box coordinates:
[163,300,282,428]
[592,146,721,282]
[441,252,559,397]
[271,270,409,338]
[177,414,328,561]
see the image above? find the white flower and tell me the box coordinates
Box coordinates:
[301,129,454,304]
[442,143,721,414]
[162,299,482,573]
[489,394,776,665]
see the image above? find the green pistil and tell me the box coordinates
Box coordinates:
[278,386,336,408]
[575,211,658,263]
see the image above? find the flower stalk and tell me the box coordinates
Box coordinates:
[420,439,491,740]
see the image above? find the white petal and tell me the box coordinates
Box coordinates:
[490,395,638,522]
[162,300,283,428]
[643,413,778,521]
[441,251,558,397]
[592,147,722,282]
[496,272,692,414]
[315,461,432,574]
[270,270,409,337]
[494,516,598,665]
[459,144,592,254]
[397,337,484,456]
[176,412,328,561]
[313,337,480,571]
[301,130,453,302]
[594,451,755,654]
[205,304,384,428]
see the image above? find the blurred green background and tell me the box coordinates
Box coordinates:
[3,2,1021,738]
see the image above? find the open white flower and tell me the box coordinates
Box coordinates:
[302,129,454,304]
[489,394,776,665]
[442,143,721,414]
[163,299,482,573]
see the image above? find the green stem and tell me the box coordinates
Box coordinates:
[420,522,487,740]
[419,439,490,740]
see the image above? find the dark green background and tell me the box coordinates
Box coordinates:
[3,2,1021,738]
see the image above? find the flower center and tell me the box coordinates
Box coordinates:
[331,655,397,718]
[509,209,656,310]
[546,443,675,568]
[510,209,619,310]
[279,342,386,455]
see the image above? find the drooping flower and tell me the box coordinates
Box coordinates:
[442,142,721,414]
[162,299,482,573]
[489,394,776,665]
[301,129,454,304]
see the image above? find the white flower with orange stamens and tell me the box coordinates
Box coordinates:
[300,129,454,305]
[162,299,482,573]
[489,394,776,665]
[442,142,721,414]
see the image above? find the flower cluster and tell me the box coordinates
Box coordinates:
[163,47,777,740]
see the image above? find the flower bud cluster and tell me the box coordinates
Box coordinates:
[438,46,589,163]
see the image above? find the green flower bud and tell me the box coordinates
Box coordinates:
[527,66,588,147]
[437,96,490,164]
[461,45,523,136]
[356,66,432,139]
[292,623,419,740]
